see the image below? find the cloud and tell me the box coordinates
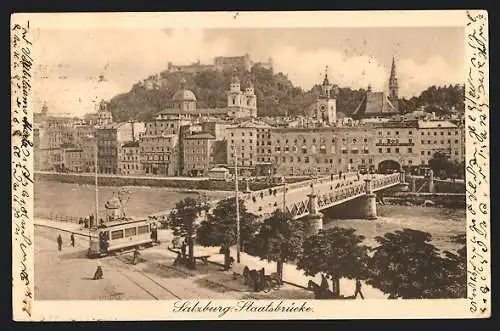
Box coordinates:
[33,29,230,116]
[33,29,464,117]
[269,46,464,97]
[271,46,387,92]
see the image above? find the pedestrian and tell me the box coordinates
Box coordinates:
[70,233,75,247]
[181,241,187,259]
[354,278,364,299]
[93,262,104,280]
[339,171,342,179]
[133,249,141,265]
[57,234,63,251]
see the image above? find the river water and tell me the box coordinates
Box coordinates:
[35,180,466,253]
[324,205,466,253]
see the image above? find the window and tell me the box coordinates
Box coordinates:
[396,131,399,135]
[304,157,310,163]
[387,148,391,153]
[378,132,382,135]
[282,157,286,162]
[421,151,425,155]
[441,132,444,136]
[427,151,431,155]
[395,148,399,153]
[378,148,383,153]
[387,132,391,135]
[455,140,459,143]
[353,139,357,143]
[408,148,413,153]
[448,132,451,135]
[138,225,150,234]
[434,132,437,136]
[364,138,368,142]
[349,159,353,164]
[111,230,124,240]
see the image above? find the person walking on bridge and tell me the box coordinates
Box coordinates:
[57,234,63,251]
[70,233,75,247]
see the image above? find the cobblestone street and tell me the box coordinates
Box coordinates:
[35,226,313,300]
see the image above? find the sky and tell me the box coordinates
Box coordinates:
[32,27,465,117]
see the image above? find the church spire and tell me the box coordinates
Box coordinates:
[388,55,399,112]
[321,66,332,98]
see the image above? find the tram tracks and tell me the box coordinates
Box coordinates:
[104,257,182,300]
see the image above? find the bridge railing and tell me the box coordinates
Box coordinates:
[242,171,361,202]
[371,173,401,190]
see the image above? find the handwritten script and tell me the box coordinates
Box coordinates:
[465,10,490,316]
[12,20,34,318]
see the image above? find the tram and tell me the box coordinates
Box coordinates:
[87,217,158,258]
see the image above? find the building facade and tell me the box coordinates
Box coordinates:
[96,125,118,174]
[182,133,216,176]
[140,134,179,176]
[118,141,142,175]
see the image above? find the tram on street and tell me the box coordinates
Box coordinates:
[87,217,158,258]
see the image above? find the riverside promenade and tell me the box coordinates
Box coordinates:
[35,218,387,299]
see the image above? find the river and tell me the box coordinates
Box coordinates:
[324,205,466,253]
[35,180,466,253]
[34,180,232,218]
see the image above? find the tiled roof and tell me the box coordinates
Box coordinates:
[185,133,216,139]
[353,91,398,119]
[417,120,457,129]
[121,141,140,148]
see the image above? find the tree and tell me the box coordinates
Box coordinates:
[367,228,451,299]
[428,152,455,178]
[196,197,258,270]
[251,210,304,283]
[442,234,467,298]
[167,197,209,269]
[297,227,369,298]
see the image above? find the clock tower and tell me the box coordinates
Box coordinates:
[315,66,337,125]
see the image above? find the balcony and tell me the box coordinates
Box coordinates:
[375,142,415,147]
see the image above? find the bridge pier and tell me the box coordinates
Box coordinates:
[428,169,435,193]
[304,192,323,237]
[398,171,409,192]
[411,176,416,192]
[359,179,377,220]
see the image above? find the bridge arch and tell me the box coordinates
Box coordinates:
[377,159,401,174]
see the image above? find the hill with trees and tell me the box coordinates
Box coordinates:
[107,65,464,122]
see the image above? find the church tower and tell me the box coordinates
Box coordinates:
[244,80,257,117]
[227,70,242,108]
[315,66,337,125]
[388,56,399,112]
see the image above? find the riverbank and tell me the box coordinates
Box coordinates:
[380,192,465,209]
[34,171,305,192]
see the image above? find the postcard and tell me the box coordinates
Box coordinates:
[11,10,490,321]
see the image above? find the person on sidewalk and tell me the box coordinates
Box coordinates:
[70,233,75,247]
[57,234,63,251]
[132,249,141,265]
[93,262,104,280]
[181,241,187,259]
[354,278,364,299]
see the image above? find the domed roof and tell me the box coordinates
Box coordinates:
[173,77,197,101]
[173,89,197,101]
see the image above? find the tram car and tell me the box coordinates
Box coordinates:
[87,217,159,258]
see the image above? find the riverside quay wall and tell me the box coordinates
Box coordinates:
[34,171,304,191]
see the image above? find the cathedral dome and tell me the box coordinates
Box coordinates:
[173,89,197,101]
[173,77,197,102]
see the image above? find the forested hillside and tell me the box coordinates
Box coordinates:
[107,65,464,122]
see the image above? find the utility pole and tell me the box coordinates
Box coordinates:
[234,150,241,263]
[95,136,99,228]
